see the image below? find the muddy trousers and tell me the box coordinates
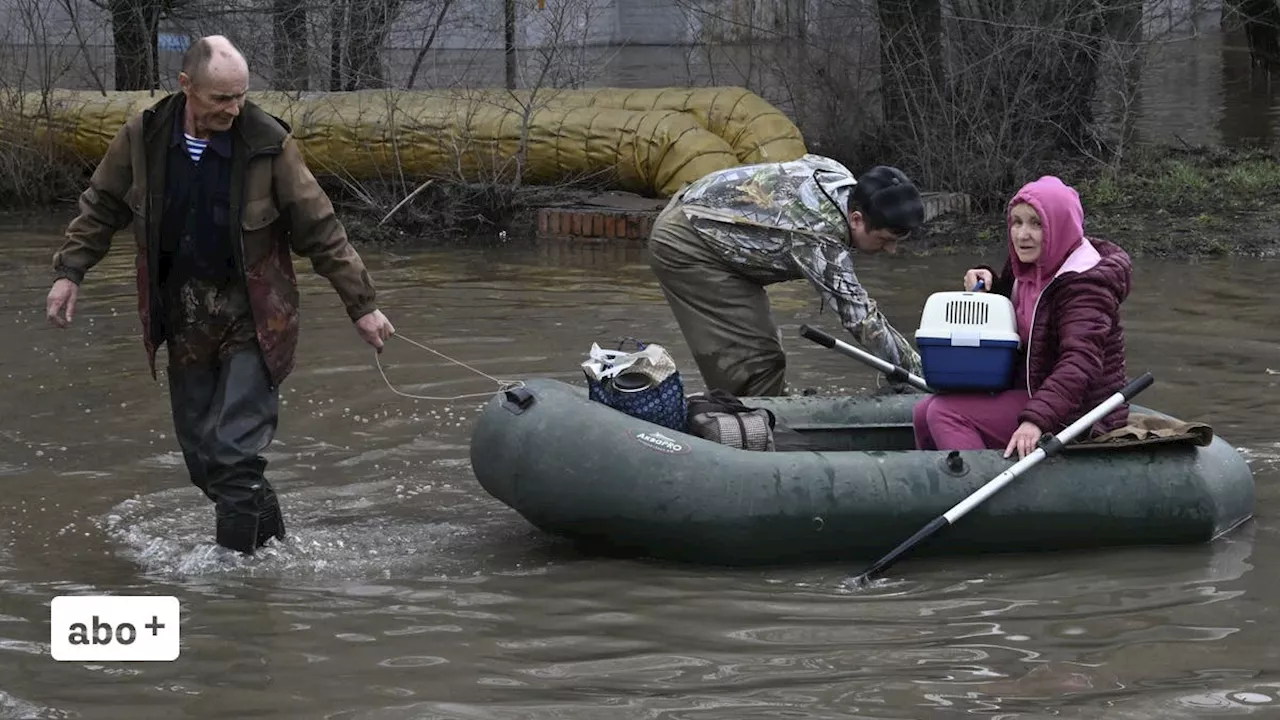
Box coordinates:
[647,201,787,397]
[167,347,286,554]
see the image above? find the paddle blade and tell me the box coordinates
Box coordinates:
[852,515,950,584]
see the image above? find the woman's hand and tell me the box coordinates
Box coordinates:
[1004,421,1043,459]
[964,268,993,292]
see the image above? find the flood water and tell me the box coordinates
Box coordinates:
[1,215,1278,719]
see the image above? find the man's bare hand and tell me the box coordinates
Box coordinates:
[46,278,79,328]
[355,309,396,351]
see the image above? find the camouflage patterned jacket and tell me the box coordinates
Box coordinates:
[675,154,923,376]
[51,93,378,388]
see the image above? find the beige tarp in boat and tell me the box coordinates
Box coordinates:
[1066,412,1215,452]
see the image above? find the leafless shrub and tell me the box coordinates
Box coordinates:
[1222,0,1280,68]
[0,0,1221,224]
[0,0,94,207]
[0,0,616,242]
[310,0,616,245]
[675,0,1192,210]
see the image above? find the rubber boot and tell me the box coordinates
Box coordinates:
[216,511,261,554]
[172,347,283,555]
[215,493,285,555]
[256,493,286,547]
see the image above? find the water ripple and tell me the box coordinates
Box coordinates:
[0,234,1275,719]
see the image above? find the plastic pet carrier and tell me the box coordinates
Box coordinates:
[914,291,1021,392]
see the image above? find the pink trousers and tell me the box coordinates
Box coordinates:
[912,390,1030,451]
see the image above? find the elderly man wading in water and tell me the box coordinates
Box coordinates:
[44,35,396,555]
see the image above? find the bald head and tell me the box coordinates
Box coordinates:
[179,35,249,137]
[180,35,249,87]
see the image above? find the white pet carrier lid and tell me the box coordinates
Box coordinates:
[914,290,1021,346]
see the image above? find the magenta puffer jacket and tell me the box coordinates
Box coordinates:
[982,236,1133,436]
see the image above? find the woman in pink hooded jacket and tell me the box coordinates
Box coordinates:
[913,175,1134,459]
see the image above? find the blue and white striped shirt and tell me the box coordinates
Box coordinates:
[183,133,209,163]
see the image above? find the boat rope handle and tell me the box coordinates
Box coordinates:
[374,333,525,401]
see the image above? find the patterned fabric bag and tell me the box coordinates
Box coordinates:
[686,389,776,451]
[581,339,689,433]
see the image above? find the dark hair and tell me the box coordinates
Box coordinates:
[850,165,925,238]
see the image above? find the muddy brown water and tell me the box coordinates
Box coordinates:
[0,216,1277,719]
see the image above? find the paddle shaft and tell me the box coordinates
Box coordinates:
[798,324,933,392]
[801,279,987,388]
[853,371,1156,582]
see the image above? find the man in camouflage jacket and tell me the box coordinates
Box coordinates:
[44,36,396,554]
[648,154,926,396]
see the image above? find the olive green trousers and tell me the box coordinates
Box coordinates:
[646,199,788,397]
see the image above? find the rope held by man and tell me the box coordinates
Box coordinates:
[375,333,525,401]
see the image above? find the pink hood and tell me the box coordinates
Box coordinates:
[1007,176,1100,343]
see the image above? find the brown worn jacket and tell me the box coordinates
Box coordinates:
[51,92,378,387]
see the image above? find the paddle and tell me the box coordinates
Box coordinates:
[799,324,933,393]
[848,371,1155,586]
[800,277,988,389]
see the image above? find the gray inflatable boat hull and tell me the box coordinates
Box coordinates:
[469,378,1255,566]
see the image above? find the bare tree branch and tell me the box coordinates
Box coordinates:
[406,0,454,90]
